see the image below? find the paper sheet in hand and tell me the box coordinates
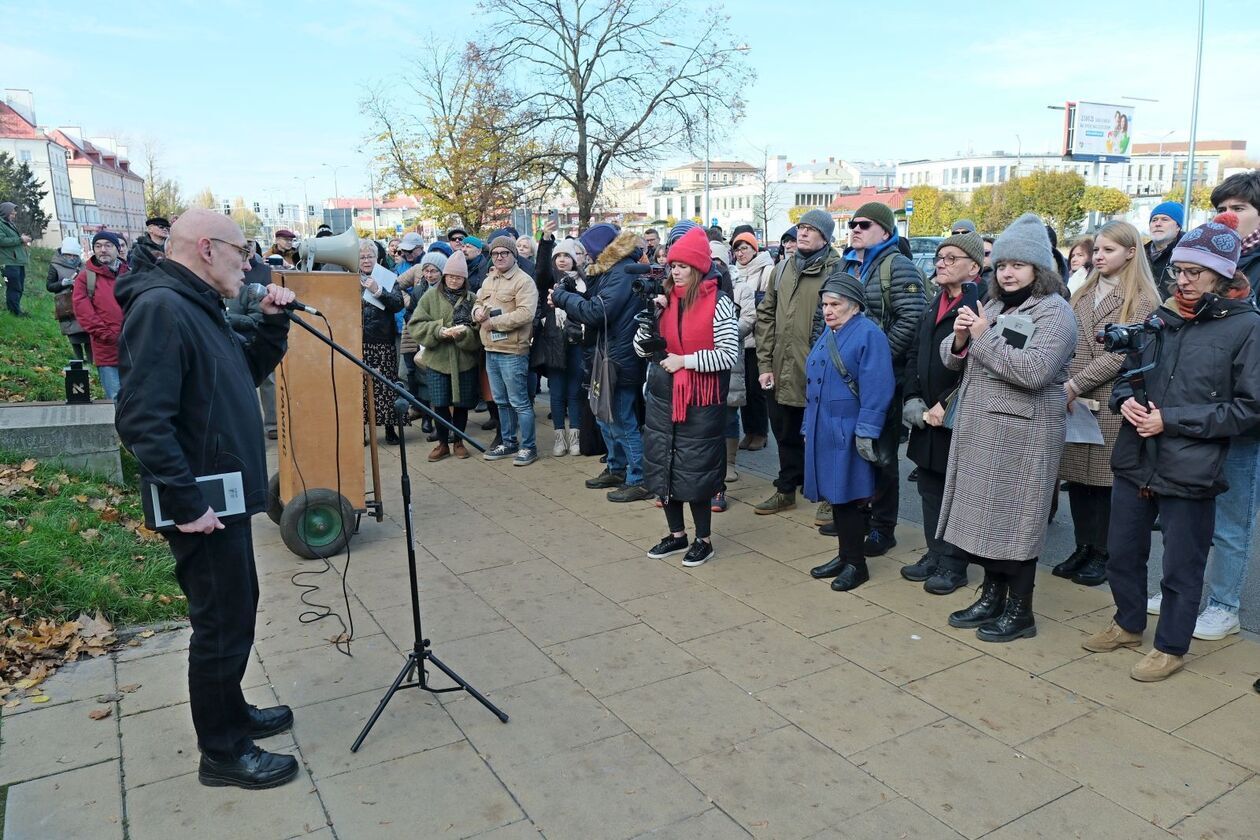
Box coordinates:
[1065,406,1105,445]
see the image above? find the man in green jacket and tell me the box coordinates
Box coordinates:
[0,201,32,316]
[754,209,846,513]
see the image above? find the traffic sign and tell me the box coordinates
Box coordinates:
[395,224,403,233]
[905,199,915,213]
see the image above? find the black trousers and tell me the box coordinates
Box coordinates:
[3,265,25,315]
[917,468,968,574]
[740,348,768,436]
[1067,482,1112,547]
[869,384,903,532]
[832,500,869,567]
[1107,477,1215,656]
[767,396,805,494]
[166,520,260,759]
[664,499,712,540]
[433,406,469,444]
[971,554,1037,597]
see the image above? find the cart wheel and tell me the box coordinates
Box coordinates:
[266,473,284,525]
[279,489,354,559]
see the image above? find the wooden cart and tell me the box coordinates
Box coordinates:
[265,271,385,558]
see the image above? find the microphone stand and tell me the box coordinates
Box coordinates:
[283,312,509,752]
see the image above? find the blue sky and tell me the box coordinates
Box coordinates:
[8,0,1257,205]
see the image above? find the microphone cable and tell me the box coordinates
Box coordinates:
[279,310,355,657]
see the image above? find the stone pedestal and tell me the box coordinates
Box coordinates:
[0,401,122,483]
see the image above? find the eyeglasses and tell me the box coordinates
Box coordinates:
[209,238,251,262]
[1167,265,1208,281]
[934,254,973,266]
[847,220,873,231]
[491,250,514,257]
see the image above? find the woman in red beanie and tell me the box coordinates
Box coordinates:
[637,227,740,567]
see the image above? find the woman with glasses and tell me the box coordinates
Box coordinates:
[899,233,987,596]
[937,214,1077,643]
[1052,221,1160,587]
[1083,213,1260,681]
[354,239,405,444]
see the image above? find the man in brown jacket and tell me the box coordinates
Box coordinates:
[474,235,539,465]
[754,209,845,513]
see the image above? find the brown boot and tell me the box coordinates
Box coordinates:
[1130,649,1184,682]
[428,442,450,462]
[1081,621,1142,652]
[738,434,753,450]
[725,438,739,482]
[452,441,469,459]
[746,434,767,451]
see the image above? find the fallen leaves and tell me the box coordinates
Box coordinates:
[0,611,118,708]
[88,706,112,720]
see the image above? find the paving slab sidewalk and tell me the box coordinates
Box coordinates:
[3,408,1257,840]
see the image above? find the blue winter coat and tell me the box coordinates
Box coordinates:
[803,314,895,505]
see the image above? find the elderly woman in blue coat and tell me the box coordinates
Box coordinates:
[804,272,895,591]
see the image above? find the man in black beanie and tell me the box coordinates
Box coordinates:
[841,201,928,555]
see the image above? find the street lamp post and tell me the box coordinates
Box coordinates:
[293,176,314,236]
[322,163,347,202]
[1181,0,1206,224]
[658,40,750,228]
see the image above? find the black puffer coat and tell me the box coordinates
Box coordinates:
[844,244,928,375]
[1110,295,1260,499]
[904,290,967,474]
[642,365,727,502]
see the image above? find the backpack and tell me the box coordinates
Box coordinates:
[875,251,928,332]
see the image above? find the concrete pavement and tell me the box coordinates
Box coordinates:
[3,410,1257,839]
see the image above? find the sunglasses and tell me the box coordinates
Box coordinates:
[847,220,874,231]
[951,229,970,235]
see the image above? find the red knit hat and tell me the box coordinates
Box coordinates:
[666,227,711,274]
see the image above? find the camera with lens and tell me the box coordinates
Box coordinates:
[1096,314,1166,352]
[629,263,666,299]
[628,264,668,360]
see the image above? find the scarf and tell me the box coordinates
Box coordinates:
[998,284,1033,310]
[1172,280,1251,319]
[1240,225,1260,256]
[794,244,829,274]
[440,284,465,309]
[660,278,721,423]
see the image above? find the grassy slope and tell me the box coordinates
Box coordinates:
[0,247,89,402]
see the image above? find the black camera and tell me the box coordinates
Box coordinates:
[1096,314,1166,352]
[629,264,666,299]
[626,264,668,360]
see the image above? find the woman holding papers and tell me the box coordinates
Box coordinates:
[356,239,405,444]
[1052,221,1161,587]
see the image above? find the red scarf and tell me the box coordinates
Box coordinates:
[1172,281,1252,318]
[660,278,721,423]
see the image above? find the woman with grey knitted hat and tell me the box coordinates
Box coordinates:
[936,212,1077,643]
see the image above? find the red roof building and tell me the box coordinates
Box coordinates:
[0,95,78,247]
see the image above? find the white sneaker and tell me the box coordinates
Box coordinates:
[553,429,568,457]
[1193,605,1241,641]
[1146,593,1162,615]
[567,428,581,457]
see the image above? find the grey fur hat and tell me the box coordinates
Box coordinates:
[990,213,1054,273]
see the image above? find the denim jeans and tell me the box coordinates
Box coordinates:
[724,406,740,440]
[548,343,586,430]
[1207,436,1260,613]
[98,365,121,401]
[597,385,643,485]
[485,351,535,451]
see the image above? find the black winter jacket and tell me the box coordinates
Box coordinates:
[1241,249,1260,307]
[1147,232,1184,297]
[467,254,490,294]
[1110,296,1260,499]
[904,290,967,474]
[128,233,166,275]
[114,260,289,528]
[844,247,928,368]
[550,233,646,389]
[361,279,404,345]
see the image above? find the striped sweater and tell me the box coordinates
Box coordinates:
[635,294,740,372]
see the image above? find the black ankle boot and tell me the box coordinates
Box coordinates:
[810,555,847,579]
[976,593,1037,642]
[1051,544,1091,578]
[1071,548,1108,586]
[830,562,869,591]
[948,577,1007,628]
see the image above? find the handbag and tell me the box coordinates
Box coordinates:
[587,311,617,423]
[54,289,75,321]
[824,331,895,467]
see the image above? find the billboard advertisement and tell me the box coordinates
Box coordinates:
[1062,101,1134,163]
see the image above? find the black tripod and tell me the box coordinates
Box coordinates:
[284,314,509,753]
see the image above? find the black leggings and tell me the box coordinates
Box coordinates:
[665,500,712,540]
[1067,482,1112,548]
[832,500,870,568]
[433,406,469,444]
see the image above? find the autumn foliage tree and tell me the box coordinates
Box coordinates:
[905,186,962,236]
[1162,184,1214,211]
[362,44,551,234]
[1081,186,1132,218]
[0,152,50,240]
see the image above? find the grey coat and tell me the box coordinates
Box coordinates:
[727,274,755,407]
[936,293,1078,561]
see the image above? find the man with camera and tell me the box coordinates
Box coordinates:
[1084,212,1260,682]
[550,223,653,502]
[114,209,299,787]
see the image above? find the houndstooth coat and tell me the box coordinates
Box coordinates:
[936,293,1078,562]
[1058,285,1158,487]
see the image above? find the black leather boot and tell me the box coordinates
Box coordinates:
[1051,544,1092,578]
[1071,548,1108,586]
[810,555,847,579]
[198,745,300,789]
[976,593,1037,642]
[948,575,1007,628]
[900,552,938,582]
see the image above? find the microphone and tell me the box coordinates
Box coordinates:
[245,283,321,316]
